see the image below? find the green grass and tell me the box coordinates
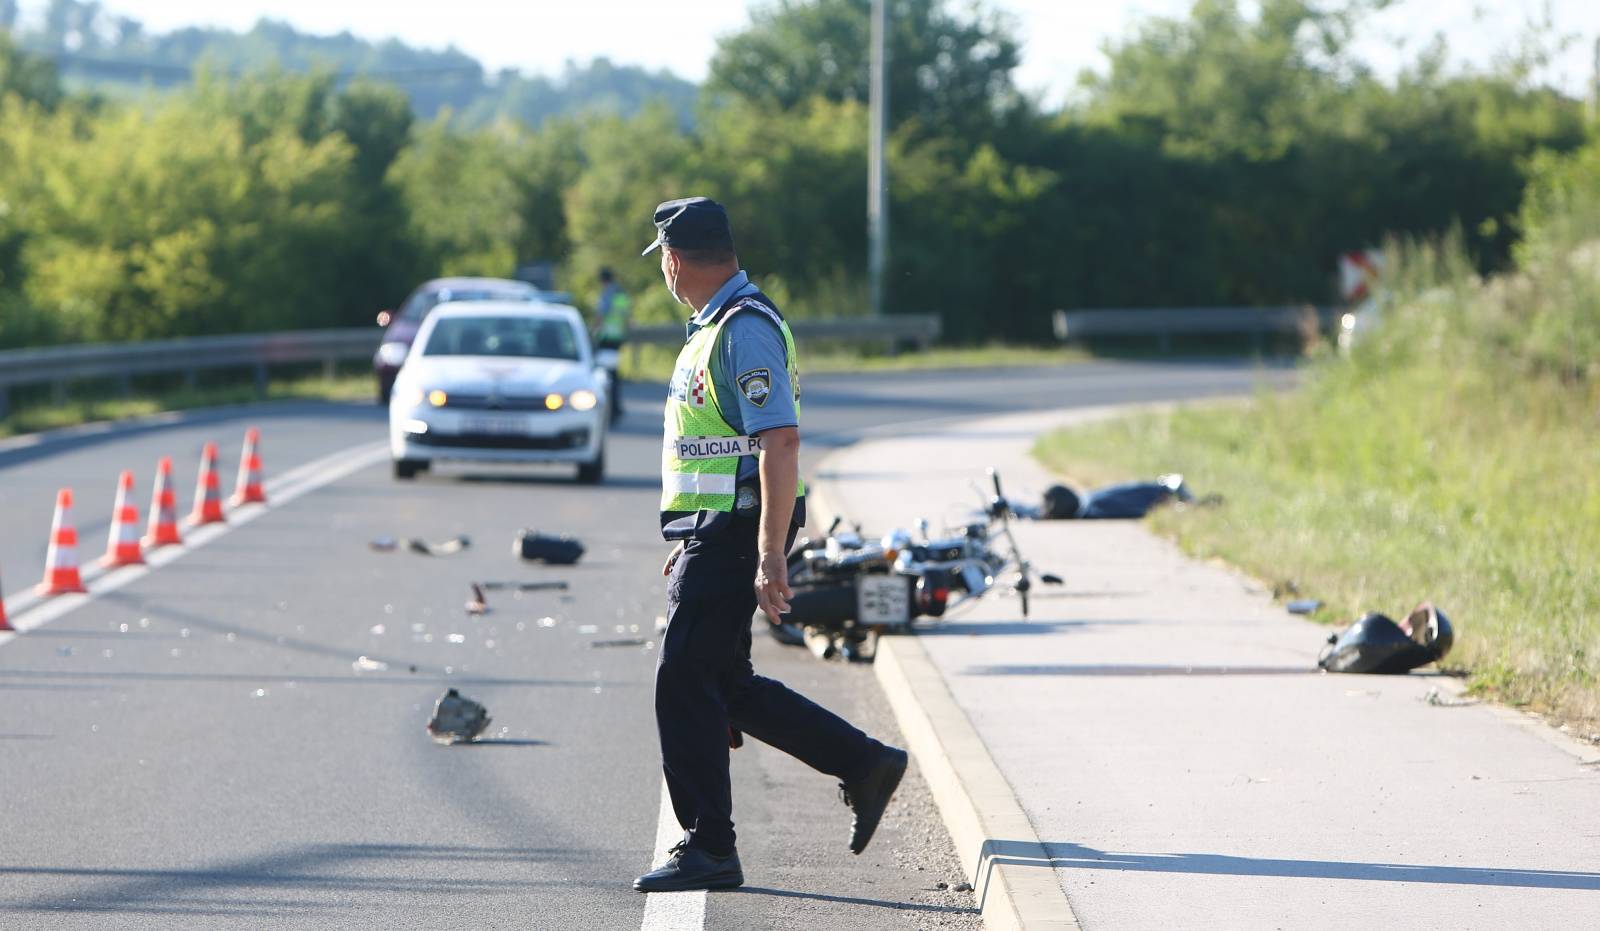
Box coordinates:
[619,341,1093,382]
[0,373,374,439]
[1034,364,1600,734]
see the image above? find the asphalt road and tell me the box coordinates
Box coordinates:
[0,359,1295,929]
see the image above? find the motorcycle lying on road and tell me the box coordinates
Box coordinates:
[761,469,1062,662]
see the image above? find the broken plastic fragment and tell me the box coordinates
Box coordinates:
[353,656,389,673]
[515,530,585,565]
[466,583,489,616]
[407,535,471,556]
[425,688,491,744]
[1287,599,1322,615]
[369,536,398,552]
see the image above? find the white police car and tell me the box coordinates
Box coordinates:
[388,302,609,482]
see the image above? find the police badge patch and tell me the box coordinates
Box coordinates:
[737,368,772,407]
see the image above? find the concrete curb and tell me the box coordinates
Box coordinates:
[807,478,1083,931]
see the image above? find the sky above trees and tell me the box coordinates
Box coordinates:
[11,0,1600,104]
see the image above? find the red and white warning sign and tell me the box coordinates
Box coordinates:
[1339,249,1385,303]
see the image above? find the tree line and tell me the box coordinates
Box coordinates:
[0,0,1591,349]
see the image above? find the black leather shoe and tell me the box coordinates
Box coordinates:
[841,745,908,854]
[633,842,744,893]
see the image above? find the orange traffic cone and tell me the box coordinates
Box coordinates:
[0,564,12,631]
[101,470,146,568]
[188,442,225,526]
[231,427,266,506]
[143,456,183,549]
[36,489,87,596]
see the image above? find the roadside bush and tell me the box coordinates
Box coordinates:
[1035,162,1600,728]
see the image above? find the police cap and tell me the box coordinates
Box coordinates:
[641,196,735,256]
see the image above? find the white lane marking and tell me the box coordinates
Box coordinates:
[640,778,706,931]
[0,442,389,648]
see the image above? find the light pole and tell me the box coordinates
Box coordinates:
[868,0,889,317]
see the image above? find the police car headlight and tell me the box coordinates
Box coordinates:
[569,389,598,411]
[427,389,448,408]
[397,386,426,408]
[376,341,410,367]
[545,393,565,411]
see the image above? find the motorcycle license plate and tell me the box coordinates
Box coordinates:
[857,575,911,625]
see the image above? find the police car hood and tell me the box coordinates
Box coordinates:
[402,356,595,395]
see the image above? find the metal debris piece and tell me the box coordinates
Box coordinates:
[1422,686,1479,707]
[953,882,973,893]
[591,638,649,648]
[369,536,398,552]
[352,655,388,673]
[1287,599,1322,615]
[477,581,570,592]
[466,583,489,616]
[408,535,471,556]
[515,530,585,565]
[425,688,491,744]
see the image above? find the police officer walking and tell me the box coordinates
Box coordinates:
[634,197,908,893]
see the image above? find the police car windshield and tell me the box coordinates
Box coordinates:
[422,316,580,361]
[399,289,535,320]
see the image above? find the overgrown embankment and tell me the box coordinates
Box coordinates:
[1036,146,1600,733]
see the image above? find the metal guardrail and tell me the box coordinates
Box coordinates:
[0,328,382,418]
[630,313,942,348]
[624,314,942,381]
[1052,306,1336,352]
[0,315,943,418]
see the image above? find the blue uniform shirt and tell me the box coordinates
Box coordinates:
[663,271,805,540]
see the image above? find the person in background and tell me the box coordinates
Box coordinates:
[593,268,631,420]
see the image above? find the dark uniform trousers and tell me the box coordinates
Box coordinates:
[657,516,881,856]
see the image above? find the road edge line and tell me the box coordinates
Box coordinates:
[807,470,1082,931]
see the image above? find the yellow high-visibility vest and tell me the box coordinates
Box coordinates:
[660,299,804,514]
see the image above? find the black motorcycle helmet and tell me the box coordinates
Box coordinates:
[1041,484,1082,519]
[1403,602,1454,661]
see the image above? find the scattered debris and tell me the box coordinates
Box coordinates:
[1318,602,1453,674]
[352,655,389,673]
[515,530,585,565]
[466,583,489,616]
[953,882,973,893]
[1287,599,1322,615]
[409,535,471,556]
[935,881,949,891]
[1040,573,1064,585]
[477,581,570,592]
[372,534,472,555]
[1422,685,1479,707]
[425,688,491,744]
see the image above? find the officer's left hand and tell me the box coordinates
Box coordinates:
[755,553,793,618]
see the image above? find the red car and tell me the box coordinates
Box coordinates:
[374,277,565,402]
